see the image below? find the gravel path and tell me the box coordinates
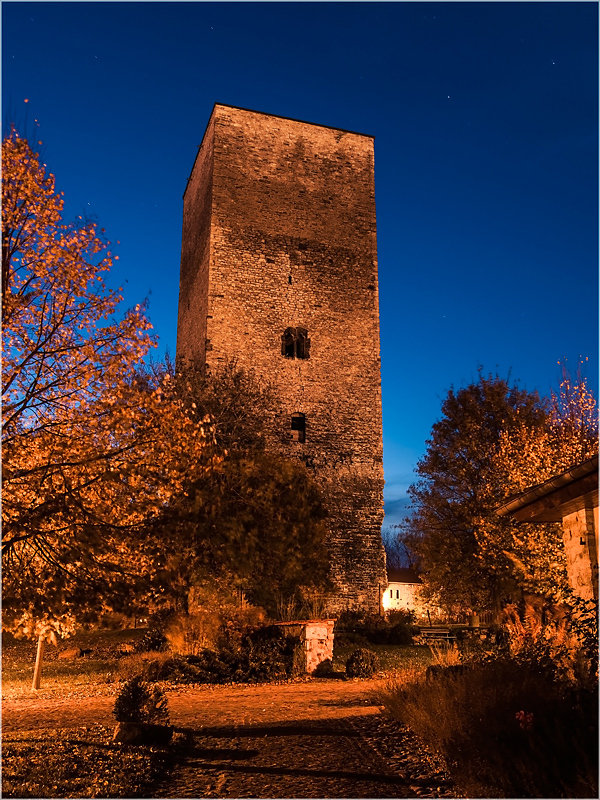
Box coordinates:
[2,679,457,798]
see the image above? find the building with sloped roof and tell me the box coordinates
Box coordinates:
[496,456,598,601]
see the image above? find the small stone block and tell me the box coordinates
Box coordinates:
[112,722,173,746]
[58,647,82,659]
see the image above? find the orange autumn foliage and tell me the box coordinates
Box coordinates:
[1,131,217,638]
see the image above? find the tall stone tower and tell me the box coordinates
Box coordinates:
[176,103,386,612]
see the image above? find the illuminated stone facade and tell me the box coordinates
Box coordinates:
[562,508,598,601]
[177,103,386,612]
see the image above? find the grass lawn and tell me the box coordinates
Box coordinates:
[2,627,172,799]
[2,627,148,695]
[333,642,435,678]
[3,630,436,694]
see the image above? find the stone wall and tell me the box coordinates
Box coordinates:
[176,104,387,613]
[274,620,336,674]
[562,507,599,601]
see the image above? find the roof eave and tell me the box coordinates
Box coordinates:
[496,455,599,521]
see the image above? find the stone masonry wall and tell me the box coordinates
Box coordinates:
[177,114,215,365]
[177,104,387,613]
[273,620,335,674]
[562,508,598,601]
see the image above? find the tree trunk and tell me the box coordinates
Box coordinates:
[31,634,45,690]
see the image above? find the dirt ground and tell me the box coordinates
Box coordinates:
[2,679,381,731]
[2,679,456,798]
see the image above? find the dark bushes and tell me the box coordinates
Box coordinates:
[113,676,169,724]
[334,610,418,646]
[139,624,304,684]
[244,625,304,681]
[382,656,598,797]
[345,648,379,678]
[134,628,168,653]
[142,650,244,684]
[133,610,176,653]
[313,658,334,677]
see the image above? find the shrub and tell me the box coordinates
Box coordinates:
[131,624,304,685]
[353,615,391,645]
[298,587,328,620]
[113,676,169,724]
[217,604,268,652]
[140,651,245,684]
[388,621,416,645]
[313,658,334,677]
[134,628,168,653]
[159,601,269,657]
[164,612,222,656]
[334,610,418,646]
[133,609,176,653]
[381,658,598,798]
[387,609,417,626]
[118,651,172,681]
[243,625,304,681]
[345,647,379,678]
[148,608,178,632]
[335,610,364,630]
[428,641,462,667]
[388,609,419,645]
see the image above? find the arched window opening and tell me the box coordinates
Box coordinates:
[282,328,296,358]
[296,328,310,359]
[291,412,306,443]
[281,327,310,359]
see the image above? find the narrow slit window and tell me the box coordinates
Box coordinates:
[291,412,306,443]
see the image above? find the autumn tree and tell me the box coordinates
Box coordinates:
[381,525,419,570]
[1,131,216,644]
[497,362,598,492]
[148,355,277,453]
[148,450,331,616]
[137,360,332,617]
[404,373,552,615]
[478,364,599,594]
[406,369,598,616]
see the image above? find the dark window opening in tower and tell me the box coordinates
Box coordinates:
[296,328,310,359]
[288,275,292,285]
[282,328,296,358]
[291,412,306,443]
[281,327,310,359]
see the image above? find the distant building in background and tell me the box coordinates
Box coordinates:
[497,455,599,601]
[176,103,387,613]
[382,567,425,619]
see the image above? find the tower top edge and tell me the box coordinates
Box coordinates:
[182,102,375,199]
[212,102,376,140]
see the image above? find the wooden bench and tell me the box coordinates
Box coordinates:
[418,627,457,644]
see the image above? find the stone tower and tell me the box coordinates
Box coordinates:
[176,103,386,612]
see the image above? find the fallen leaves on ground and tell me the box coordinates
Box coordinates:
[1,724,173,798]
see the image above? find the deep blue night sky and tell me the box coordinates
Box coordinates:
[3,2,598,526]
